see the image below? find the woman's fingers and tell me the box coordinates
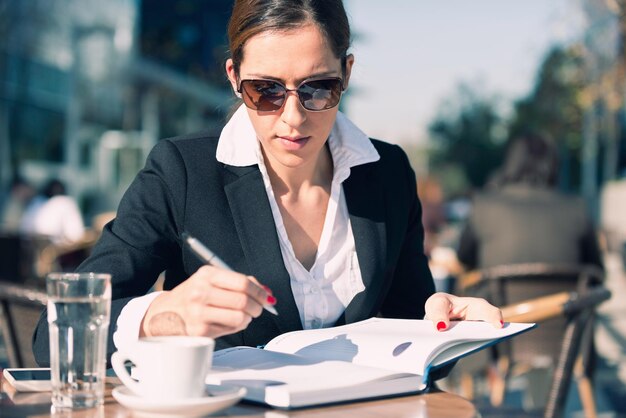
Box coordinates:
[143,266,276,338]
[425,292,503,331]
[424,293,453,331]
[452,296,503,328]
[185,304,253,337]
[193,266,272,309]
[192,284,264,318]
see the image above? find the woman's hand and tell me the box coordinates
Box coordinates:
[140,265,275,338]
[425,292,503,331]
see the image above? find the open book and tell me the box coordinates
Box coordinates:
[206,318,535,408]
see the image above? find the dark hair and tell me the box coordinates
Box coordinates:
[227,0,351,77]
[489,134,559,188]
[42,179,66,198]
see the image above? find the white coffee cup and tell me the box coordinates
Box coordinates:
[111,336,214,400]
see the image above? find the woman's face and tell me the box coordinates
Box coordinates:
[226,24,353,172]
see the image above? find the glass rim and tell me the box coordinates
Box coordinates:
[46,272,111,281]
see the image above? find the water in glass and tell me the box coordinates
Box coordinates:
[47,273,111,410]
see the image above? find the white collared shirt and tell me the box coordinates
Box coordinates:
[113,105,379,349]
[218,105,380,329]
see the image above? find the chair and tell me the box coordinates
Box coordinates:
[456,263,604,411]
[0,282,47,368]
[35,229,99,278]
[0,233,50,283]
[476,287,611,418]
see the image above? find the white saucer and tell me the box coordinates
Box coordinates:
[112,385,246,417]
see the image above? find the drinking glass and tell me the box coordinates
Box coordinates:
[46,272,111,410]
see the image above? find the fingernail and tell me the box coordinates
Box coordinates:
[267,295,277,305]
[499,320,504,327]
[437,321,447,331]
[262,285,273,294]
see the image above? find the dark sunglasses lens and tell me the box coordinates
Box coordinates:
[240,80,286,111]
[298,79,342,111]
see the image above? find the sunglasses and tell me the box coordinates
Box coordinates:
[237,78,344,112]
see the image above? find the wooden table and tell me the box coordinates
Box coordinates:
[0,377,477,418]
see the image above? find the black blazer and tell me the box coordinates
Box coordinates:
[33,134,434,366]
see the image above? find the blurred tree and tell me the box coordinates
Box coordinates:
[427,83,507,192]
[577,0,626,218]
[508,46,586,191]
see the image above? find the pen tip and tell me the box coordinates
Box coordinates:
[181,231,190,241]
[265,305,279,316]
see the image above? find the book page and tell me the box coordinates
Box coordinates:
[208,346,423,407]
[211,347,416,392]
[264,318,534,376]
[211,346,319,370]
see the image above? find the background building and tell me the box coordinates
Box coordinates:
[0,0,234,222]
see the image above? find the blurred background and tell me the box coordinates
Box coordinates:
[0,0,233,218]
[1,0,626,416]
[1,0,625,231]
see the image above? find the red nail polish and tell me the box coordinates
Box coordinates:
[500,320,504,327]
[437,321,446,331]
[267,295,277,305]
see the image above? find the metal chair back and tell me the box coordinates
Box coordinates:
[0,282,47,367]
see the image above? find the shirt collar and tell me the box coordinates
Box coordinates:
[216,104,380,172]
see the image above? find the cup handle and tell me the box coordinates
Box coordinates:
[111,351,143,396]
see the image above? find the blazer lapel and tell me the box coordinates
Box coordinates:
[338,163,387,325]
[223,165,302,334]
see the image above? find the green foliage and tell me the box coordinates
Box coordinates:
[427,46,586,193]
[509,46,586,189]
[510,47,584,141]
[428,84,507,190]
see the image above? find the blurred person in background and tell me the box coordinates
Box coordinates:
[20,178,85,245]
[0,176,36,232]
[417,176,447,258]
[457,133,603,271]
[418,176,462,293]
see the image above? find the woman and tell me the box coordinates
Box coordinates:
[34,0,501,365]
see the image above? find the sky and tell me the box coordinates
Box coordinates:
[342,0,580,145]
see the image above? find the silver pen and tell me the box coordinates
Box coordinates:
[182,232,278,315]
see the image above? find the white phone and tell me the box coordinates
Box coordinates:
[2,368,52,392]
